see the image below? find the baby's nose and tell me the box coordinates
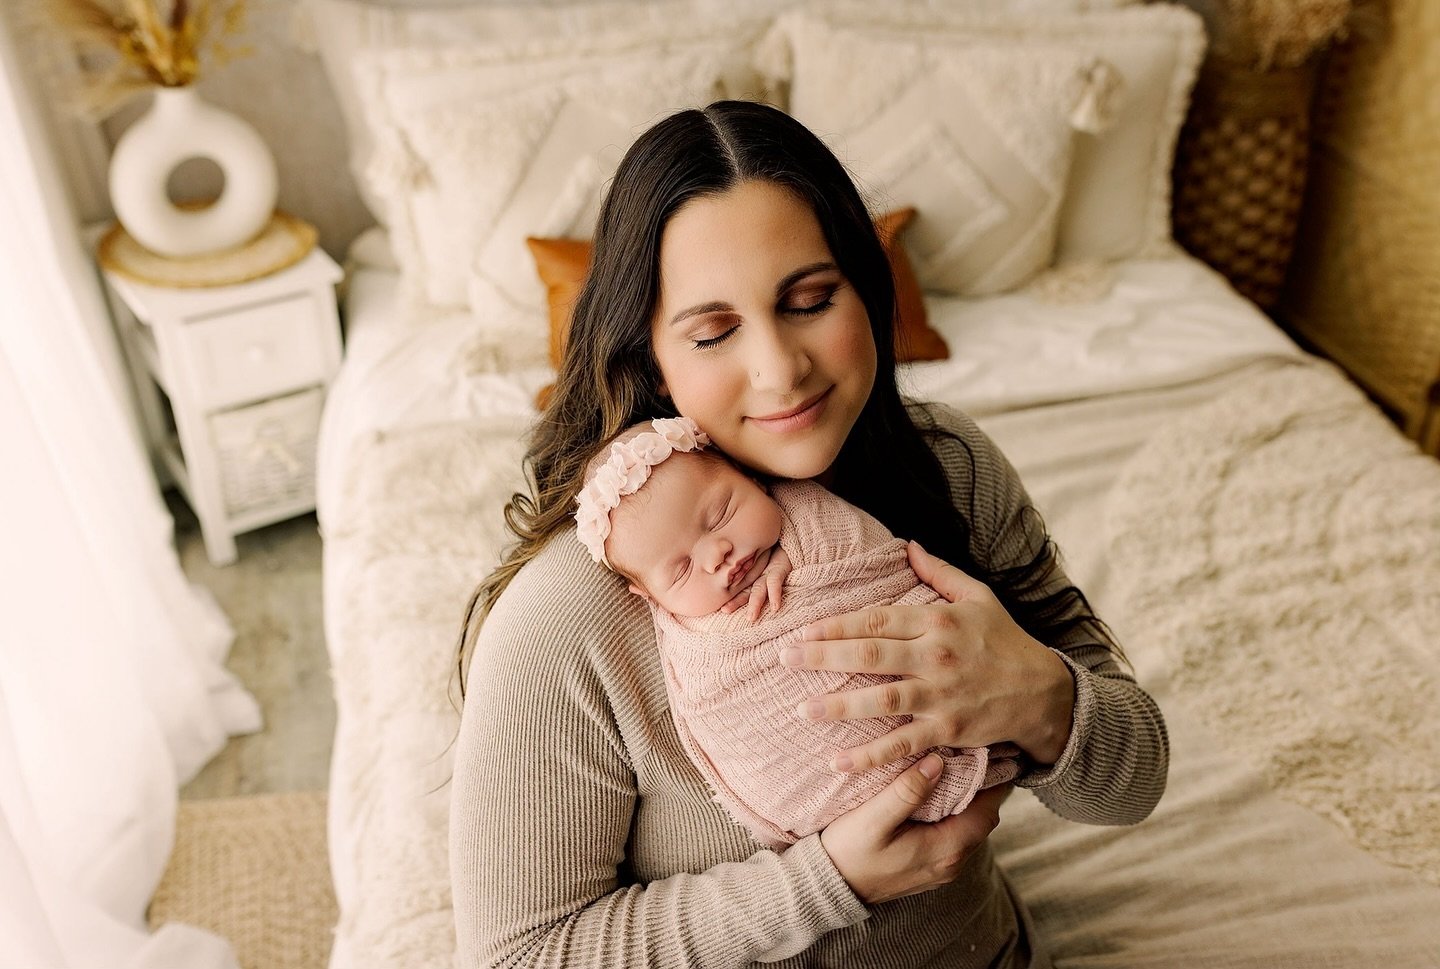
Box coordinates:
[704,537,733,573]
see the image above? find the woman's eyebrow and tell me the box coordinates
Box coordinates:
[775,261,838,294]
[668,300,732,328]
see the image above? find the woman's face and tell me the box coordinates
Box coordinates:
[649,179,878,480]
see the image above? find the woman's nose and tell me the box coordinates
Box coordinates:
[748,326,812,396]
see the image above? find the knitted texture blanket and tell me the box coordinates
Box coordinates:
[1106,361,1440,887]
[653,480,1018,849]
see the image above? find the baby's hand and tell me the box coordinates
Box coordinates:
[740,547,791,622]
[720,547,791,619]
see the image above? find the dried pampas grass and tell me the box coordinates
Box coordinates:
[23,0,253,118]
[1228,0,1354,69]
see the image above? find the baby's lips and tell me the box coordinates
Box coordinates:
[727,552,754,588]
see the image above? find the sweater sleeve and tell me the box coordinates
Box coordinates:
[449,539,869,969]
[920,403,1169,825]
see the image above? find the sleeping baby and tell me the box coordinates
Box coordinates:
[574,417,1019,849]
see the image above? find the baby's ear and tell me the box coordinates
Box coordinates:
[627,582,650,600]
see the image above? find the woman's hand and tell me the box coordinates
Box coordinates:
[781,542,1076,770]
[820,753,1013,905]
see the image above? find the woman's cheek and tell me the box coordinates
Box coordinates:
[834,310,879,382]
[663,353,745,435]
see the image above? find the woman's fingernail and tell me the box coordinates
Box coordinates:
[833,754,854,772]
[798,700,824,719]
[917,753,941,779]
[797,626,813,641]
[779,647,801,666]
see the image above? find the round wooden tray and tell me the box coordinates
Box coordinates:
[99,207,318,288]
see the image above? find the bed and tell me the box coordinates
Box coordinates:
[291,1,1440,965]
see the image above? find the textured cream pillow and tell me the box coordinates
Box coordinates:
[758,2,1205,267]
[352,37,742,325]
[767,12,1102,296]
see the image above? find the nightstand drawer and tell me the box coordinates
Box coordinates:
[188,295,327,410]
[211,386,323,518]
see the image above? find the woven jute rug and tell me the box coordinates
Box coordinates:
[148,790,337,969]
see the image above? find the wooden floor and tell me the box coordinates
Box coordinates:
[168,491,335,800]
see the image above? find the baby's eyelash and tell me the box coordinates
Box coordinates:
[710,499,732,531]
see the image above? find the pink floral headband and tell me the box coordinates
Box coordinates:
[575,417,710,567]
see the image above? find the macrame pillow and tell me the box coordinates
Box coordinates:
[757,2,1205,270]
[350,27,767,356]
[761,12,1104,296]
[299,0,782,229]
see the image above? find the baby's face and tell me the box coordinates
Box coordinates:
[606,454,782,617]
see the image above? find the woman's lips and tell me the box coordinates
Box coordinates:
[748,388,831,434]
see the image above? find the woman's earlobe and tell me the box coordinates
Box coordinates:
[657,380,670,399]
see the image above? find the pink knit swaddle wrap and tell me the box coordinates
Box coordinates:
[653,480,1020,850]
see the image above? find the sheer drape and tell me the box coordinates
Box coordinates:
[0,8,261,967]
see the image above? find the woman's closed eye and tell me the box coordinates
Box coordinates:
[689,286,838,349]
[783,287,840,316]
[693,326,737,350]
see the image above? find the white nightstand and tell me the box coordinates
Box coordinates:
[99,247,344,565]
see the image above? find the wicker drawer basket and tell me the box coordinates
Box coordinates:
[211,387,323,518]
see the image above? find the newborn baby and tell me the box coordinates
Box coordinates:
[575,417,1019,849]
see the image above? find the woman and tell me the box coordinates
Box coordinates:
[450,100,1167,968]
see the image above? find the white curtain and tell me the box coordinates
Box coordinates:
[0,8,262,967]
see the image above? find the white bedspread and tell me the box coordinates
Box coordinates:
[316,248,1440,967]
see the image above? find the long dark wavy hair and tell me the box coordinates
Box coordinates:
[455,100,1118,700]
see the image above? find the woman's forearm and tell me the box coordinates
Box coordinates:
[1014,643,1169,825]
[451,817,867,969]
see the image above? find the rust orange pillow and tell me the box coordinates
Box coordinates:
[525,236,591,373]
[526,210,947,407]
[871,208,950,363]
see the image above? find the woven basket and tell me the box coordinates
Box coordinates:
[1171,58,1319,311]
[211,388,323,517]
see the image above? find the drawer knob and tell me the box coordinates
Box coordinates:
[245,344,269,365]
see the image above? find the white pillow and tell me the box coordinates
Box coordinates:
[352,36,743,327]
[767,12,1103,296]
[758,2,1205,267]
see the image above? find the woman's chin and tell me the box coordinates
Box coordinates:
[749,448,839,482]
[716,429,837,481]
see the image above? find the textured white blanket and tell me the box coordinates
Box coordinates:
[1106,360,1440,886]
[325,417,530,969]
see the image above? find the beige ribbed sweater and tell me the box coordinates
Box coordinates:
[451,404,1169,969]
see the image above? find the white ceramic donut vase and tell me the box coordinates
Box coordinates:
[109,86,278,258]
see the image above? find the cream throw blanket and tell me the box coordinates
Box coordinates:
[1106,361,1440,886]
[654,480,1018,850]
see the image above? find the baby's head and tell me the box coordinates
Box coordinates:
[576,418,782,618]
